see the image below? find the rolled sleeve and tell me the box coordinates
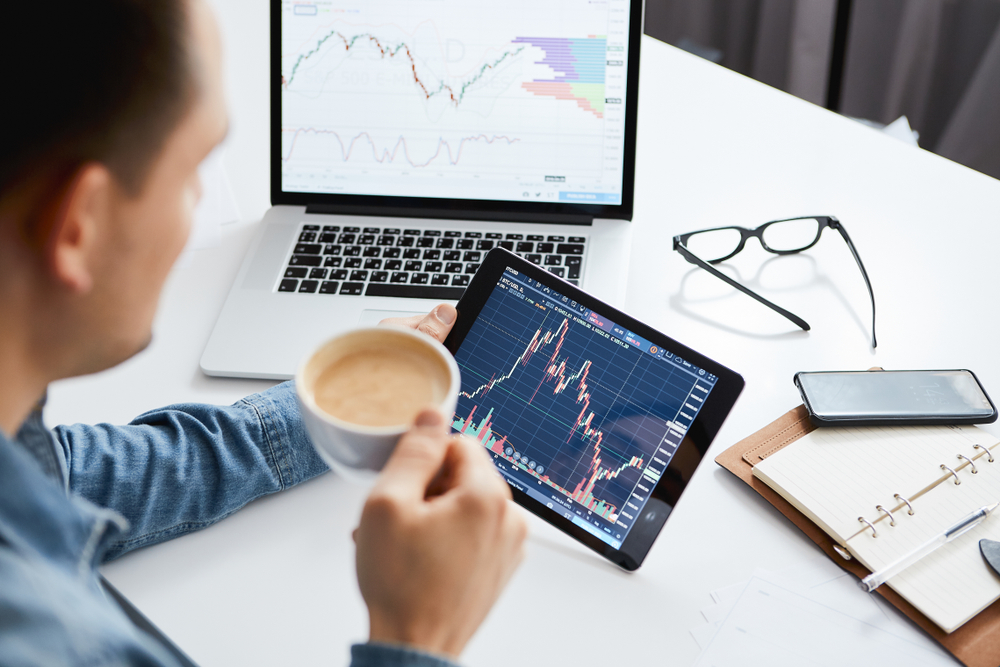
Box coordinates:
[53,382,329,560]
[350,643,462,667]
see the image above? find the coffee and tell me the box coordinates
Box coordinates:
[313,344,449,427]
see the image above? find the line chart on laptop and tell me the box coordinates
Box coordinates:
[279,0,632,203]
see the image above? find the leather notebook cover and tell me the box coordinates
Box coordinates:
[715,405,1000,667]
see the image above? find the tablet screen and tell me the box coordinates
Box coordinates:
[451,265,721,550]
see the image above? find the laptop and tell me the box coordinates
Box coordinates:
[201,0,644,379]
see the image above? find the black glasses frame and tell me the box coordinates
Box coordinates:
[672,215,877,348]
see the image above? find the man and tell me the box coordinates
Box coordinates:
[0,0,526,665]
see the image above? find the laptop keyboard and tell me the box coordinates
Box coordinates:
[276,224,587,299]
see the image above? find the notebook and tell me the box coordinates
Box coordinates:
[753,424,1000,633]
[200,0,644,380]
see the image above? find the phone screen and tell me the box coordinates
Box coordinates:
[797,370,994,419]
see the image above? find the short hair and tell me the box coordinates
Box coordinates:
[1,0,194,199]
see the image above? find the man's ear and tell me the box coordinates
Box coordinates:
[42,164,114,294]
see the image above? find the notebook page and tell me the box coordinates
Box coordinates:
[846,450,1000,632]
[752,424,997,544]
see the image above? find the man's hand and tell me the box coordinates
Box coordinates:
[379,304,457,344]
[355,409,527,658]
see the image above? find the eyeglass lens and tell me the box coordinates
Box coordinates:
[686,217,823,261]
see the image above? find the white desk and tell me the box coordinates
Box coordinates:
[47,2,1000,665]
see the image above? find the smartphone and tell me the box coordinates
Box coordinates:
[794,369,998,426]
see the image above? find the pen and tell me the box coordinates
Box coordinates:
[859,501,1000,593]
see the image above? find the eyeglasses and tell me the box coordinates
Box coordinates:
[672,216,877,348]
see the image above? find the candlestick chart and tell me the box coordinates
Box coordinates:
[451,279,701,531]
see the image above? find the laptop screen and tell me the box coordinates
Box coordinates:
[273,0,641,220]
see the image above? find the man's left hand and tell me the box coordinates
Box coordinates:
[379,304,457,344]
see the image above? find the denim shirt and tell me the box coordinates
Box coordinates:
[0,382,459,667]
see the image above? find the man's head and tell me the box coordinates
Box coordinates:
[0,0,227,385]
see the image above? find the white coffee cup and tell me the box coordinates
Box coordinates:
[296,326,461,478]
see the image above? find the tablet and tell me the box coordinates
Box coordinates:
[444,248,744,569]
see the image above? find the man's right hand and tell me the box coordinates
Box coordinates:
[354,409,527,659]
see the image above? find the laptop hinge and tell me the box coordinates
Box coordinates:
[303,204,593,226]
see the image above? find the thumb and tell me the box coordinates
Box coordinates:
[374,408,451,500]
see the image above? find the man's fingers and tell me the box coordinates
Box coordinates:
[378,304,457,343]
[374,409,451,501]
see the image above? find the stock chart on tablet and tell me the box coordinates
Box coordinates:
[279,0,632,204]
[451,267,719,549]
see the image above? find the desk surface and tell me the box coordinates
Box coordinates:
[46,2,1000,665]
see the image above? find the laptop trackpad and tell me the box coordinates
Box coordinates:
[357,309,426,327]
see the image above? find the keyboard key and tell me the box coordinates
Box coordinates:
[451,275,471,286]
[278,278,298,292]
[284,267,308,278]
[422,249,441,260]
[298,231,317,243]
[464,231,482,238]
[319,233,337,243]
[377,235,395,246]
[289,254,322,267]
[365,283,466,299]
[568,279,579,286]
[343,257,362,268]
[536,242,554,254]
[294,243,322,255]
[431,273,450,285]
[323,256,343,268]
[463,251,481,262]
[499,241,514,251]
[445,262,463,273]
[404,260,423,271]
[359,234,376,245]
[424,261,442,273]
[322,225,340,233]
[464,263,481,274]
[303,224,320,231]
[443,250,461,261]
[323,244,341,255]
[516,242,534,253]
[569,236,586,243]
[385,259,402,271]
[298,280,318,293]
[340,282,364,295]
[565,256,582,279]
[403,229,421,236]
[456,239,474,249]
[544,255,562,266]
[486,232,503,239]
[364,258,382,270]
[435,238,454,249]
[403,248,421,259]
[549,267,565,278]
[476,240,494,251]
[384,228,400,235]
[319,281,339,294]
[309,268,328,279]
[557,243,585,255]
[547,235,565,242]
[362,246,381,257]
[343,245,361,257]
[506,233,524,240]
[416,237,435,248]
[397,236,415,247]
[331,269,349,280]
[390,272,409,283]
[526,254,542,264]
[350,270,369,281]
[343,226,360,233]
[527,234,544,241]
[423,230,441,236]
[411,273,429,285]
[444,231,462,238]
[383,247,401,258]
[370,271,388,283]
[363,227,380,234]
[337,233,356,244]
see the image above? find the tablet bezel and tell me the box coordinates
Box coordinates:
[444,248,745,570]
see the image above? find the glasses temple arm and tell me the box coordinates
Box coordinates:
[674,243,811,332]
[832,223,878,348]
